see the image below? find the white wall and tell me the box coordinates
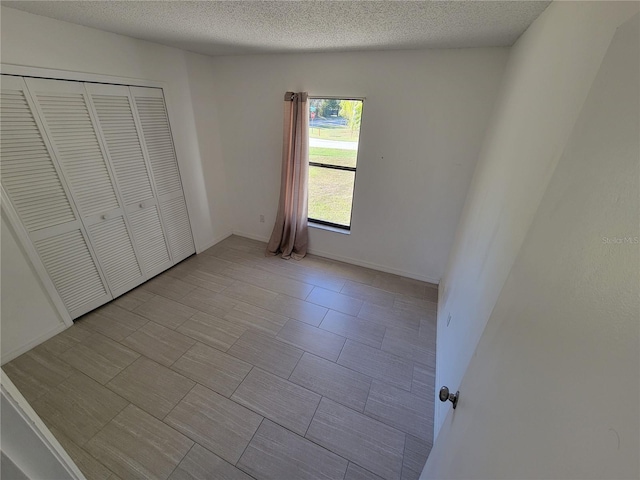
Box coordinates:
[209,48,508,282]
[1,214,66,364]
[0,6,232,360]
[423,11,639,478]
[433,0,640,432]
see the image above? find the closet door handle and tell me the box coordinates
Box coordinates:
[139,202,145,209]
[101,213,108,220]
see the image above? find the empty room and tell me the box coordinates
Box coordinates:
[0,1,638,479]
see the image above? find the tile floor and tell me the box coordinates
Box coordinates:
[3,235,437,480]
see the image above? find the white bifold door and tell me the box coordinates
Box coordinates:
[0,74,195,319]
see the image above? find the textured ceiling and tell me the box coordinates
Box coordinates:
[2,1,551,56]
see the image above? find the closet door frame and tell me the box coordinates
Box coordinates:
[1,64,198,325]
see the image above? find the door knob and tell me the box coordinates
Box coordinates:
[439,386,459,409]
[101,214,108,220]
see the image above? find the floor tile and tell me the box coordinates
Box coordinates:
[7,235,437,480]
[3,347,75,402]
[306,287,363,316]
[171,343,252,397]
[341,280,396,307]
[165,385,263,465]
[345,463,385,480]
[50,427,114,480]
[276,319,346,361]
[412,365,435,400]
[320,310,386,348]
[358,303,420,332]
[258,258,346,293]
[134,295,197,330]
[106,357,195,419]
[86,404,193,480]
[232,368,321,436]
[238,419,348,480]
[188,255,234,276]
[210,246,259,266]
[306,398,405,480]
[338,340,413,391]
[32,372,128,446]
[177,311,245,351]
[169,444,252,480]
[60,333,139,384]
[290,353,371,412]
[227,330,303,378]
[222,280,278,308]
[224,301,288,336]
[401,465,421,480]
[329,262,377,285]
[37,324,93,357]
[266,294,328,326]
[112,287,155,311]
[424,286,438,303]
[179,287,239,317]
[365,381,433,441]
[224,264,314,300]
[169,268,234,293]
[403,434,432,475]
[78,305,147,342]
[121,322,196,367]
[371,274,431,299]
[141,274,198,301]
[381,326,435,367]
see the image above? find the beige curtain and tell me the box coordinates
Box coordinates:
[267,92,309,260]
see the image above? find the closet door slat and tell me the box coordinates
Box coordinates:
[87,216,144,295]
[131,86,195,262]
[0,85,75,231]
[160,195,195,263]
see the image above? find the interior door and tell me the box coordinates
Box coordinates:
[85,83,173,278]
[130,86,196,263]
[0,75,111,317]
[24,77,145,298]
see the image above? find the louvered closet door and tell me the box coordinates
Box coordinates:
[25,78,145,297]
[0,75,111,318]
[130,86,195,263]
[85,83,172,277]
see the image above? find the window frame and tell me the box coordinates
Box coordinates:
[307,96,364,231]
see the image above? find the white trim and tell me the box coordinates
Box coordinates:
[1,372,85,479]
[1,63,166,89]
[309,222,351,235]
[1,189,73,327]
[231,230,440,284]
[307,246,440,284]
[196,230,233,254]
[1,322,66,366]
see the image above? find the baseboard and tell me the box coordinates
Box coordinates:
[1,322,67,365]
[306,247,440,284]
[231,230,270,243]
[232,230,440,285]
[195,230,234,254]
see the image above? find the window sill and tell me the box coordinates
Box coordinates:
[308,222,351,235]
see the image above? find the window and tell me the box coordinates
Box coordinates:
[308,97,363,231]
